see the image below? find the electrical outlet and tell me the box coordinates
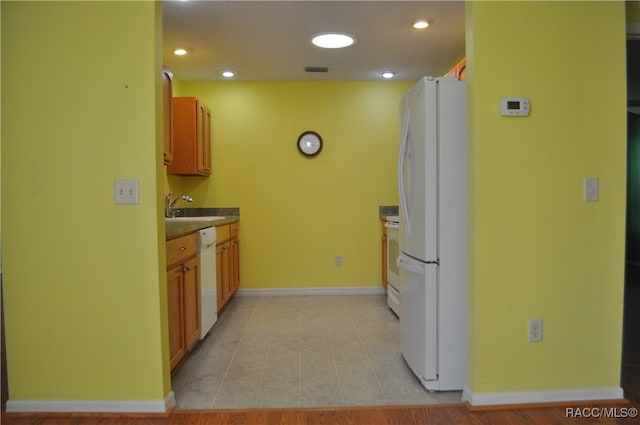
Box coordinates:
[335,255,342,266]
[584,177,599,202]
[528,318,543,343]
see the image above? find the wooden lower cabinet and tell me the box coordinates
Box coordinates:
[216,241,230,311]
[166,233,200,371]
[230,232,240,293]
[182,256,200,350]
[167,265,185,370]
[216,221,240,312]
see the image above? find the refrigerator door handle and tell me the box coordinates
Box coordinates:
[397,256,424,275]
[397,108,411,237]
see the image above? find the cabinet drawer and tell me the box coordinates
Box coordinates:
[230,222,239,238]
[216,224,230,243]
[167,233,197,267]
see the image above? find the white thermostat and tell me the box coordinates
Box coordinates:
[500,97,530,116]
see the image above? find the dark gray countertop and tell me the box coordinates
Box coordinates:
[166,216,239,240]
[379,205,398,221]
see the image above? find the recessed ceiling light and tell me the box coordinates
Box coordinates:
[412,20,430,29]
[311,33,356,49]
[381,71,395,79]
[221,70,235,78]
[173,48,189,56]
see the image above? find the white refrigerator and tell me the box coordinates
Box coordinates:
[397,76,466,391]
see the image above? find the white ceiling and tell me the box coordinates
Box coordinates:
[162,0,466,82]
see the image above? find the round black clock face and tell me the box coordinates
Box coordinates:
[297,131,323,157]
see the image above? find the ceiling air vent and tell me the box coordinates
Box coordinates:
[305,66,329,73]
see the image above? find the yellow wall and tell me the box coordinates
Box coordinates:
[466,1,626,395]
[1,1,170,402]
[167,81,412,289]
[0,0,629,411]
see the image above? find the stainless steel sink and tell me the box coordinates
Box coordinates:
[165,216,226,223]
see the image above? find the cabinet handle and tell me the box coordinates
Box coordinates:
[179,246,186,252]
[182,266,191,273]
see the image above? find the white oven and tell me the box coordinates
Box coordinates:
[385,217,400,316]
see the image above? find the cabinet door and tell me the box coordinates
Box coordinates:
[229,222,239,293]
[222,243,231,304]
[167,265,185,370]
[183,256,200,350]
[197,104,212,175]
[204,106,211,173]
[216,243,226,311]
[169,97,211,176]
[216,243,231,311]
[162,68,174,165]
[230,237,239,293]
[169,97,197,175]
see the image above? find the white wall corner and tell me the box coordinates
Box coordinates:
[165,390,176,411]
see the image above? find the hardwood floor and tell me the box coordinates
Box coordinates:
[1,401,638,425]
[2,266,638,425]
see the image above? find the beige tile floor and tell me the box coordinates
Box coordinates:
[172,294,462,409]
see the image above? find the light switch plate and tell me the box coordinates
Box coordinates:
[114,179,139,204]
[584,177,599,202]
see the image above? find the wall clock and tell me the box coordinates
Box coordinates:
[297,131,323,157]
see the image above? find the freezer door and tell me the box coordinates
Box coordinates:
[398,253,437,382]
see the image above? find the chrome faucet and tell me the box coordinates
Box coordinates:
[165,191,193,218]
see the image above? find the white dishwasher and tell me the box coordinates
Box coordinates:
[198,227,217,339]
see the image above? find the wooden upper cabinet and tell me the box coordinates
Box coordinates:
[162,67,174,165]
[168,97,212,176]
[457,63,466,81]
[445,58,466,81]
[197,103,212,175]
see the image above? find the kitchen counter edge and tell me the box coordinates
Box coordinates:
[166,216,239,240]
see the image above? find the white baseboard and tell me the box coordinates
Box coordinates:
[6,391,175,414]
[462,385,624,407]
[236,286,386,297]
